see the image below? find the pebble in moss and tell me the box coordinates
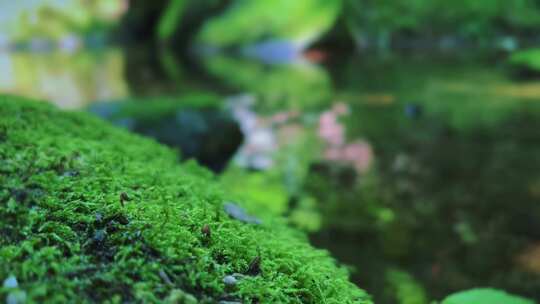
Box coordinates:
[223,202,262,225]
[62,170,79,178]
[3,277,25,304]
[3,276,18,289]
[6,291,26,304]
[222,275,237,286]
[93,229,107,243]
[159,269,173,286]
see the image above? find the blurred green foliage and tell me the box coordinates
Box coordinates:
[385,269,428,304]
[156,0,188,42]
[154,0,540,50]
[0,48,128,109]
[220,167,290,215]
[196,0,342,48]
[509,48,540,74]
[336,55,540,131]
[7,0,540,52]
[202,55,333,112]
[0,0,125,42]
[441,288,535,304]
[345,0,540,48]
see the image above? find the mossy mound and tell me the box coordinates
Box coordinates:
[0,96,369,303]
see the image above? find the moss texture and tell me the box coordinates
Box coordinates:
[0,96,369,303]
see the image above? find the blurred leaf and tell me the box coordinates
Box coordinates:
[442,288,535,304]
[197,0,342,48]
[385,269,428,304]
[202,55,333,111]
[509,48,540,73]
[156,0,188,41]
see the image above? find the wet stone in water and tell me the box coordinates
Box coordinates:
[223,202,262,225]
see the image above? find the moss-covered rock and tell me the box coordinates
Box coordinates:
[0,95,370,303]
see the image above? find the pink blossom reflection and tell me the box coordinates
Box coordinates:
[319,102,373,174]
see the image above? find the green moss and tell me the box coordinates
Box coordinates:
[0,95,369,303]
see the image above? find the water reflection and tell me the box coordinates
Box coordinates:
[312,101,540,301]
[0,48,128,108]
[202,54,333,111]
[220,55,540,301]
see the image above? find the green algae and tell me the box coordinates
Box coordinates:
[0,95,369,303]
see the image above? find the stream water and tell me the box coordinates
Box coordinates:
[2,46,540,302]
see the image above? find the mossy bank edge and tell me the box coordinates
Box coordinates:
[0,96,369,304]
